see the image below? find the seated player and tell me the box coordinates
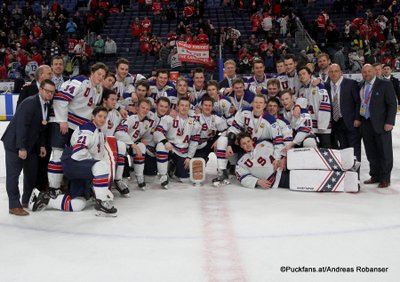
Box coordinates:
[154,97,201,187]
[114,99,152,190]
[280,89,317,151]
[29,107,118,216]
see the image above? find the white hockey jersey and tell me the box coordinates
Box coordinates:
[101,109,123,137]
[279,73,301,95]
[148,80,176,106]
[188,83,207,107]
[297,83,331,134]
[246,75,269,95]
[114,73,146,102]
[275,116,293,145]
[70,122,105,161]
[228,90,255,115]
[114,114,152,145]
[229,107,284,160]
[194,113,228,149]
[51,75,103,130]
[154,115,201,158]
[145,110,164,156]
[235,141,277,189]
[282,106,314,145]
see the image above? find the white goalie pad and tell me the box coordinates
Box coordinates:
[287,147,355,171]
[289,170,359,192]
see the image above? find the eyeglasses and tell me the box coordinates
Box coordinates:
[41,88,55,94]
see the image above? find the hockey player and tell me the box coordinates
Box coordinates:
[148,69,176,105]
[228,78,255,117]
[205,80,232,121]
[101,90,130,197]
[144,97,171,177]
[266,97,293,149]
[283,54,301,94]
[113,58,146,110]
[29,107,118,216]
[170,77,195,115]
[48,62,108,197]
[154,97,201,187]
[246,59,269,96]
[188,68,207,106]
[235,132,289,189]
[266,78,281,100]
[122,79,150,114]
[194,95,228,163]
[214,94,284,185]
[114,99,152,189]
[297,66,332,148]
[279,90,317,151]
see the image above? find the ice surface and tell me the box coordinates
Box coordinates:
[0,120,399,282]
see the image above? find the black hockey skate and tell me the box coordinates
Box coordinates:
[136,176,146,191]
[160,175,169,189]
[212,169,230,187]
[114,179,130,197]
[49,187,63,199]
[28,188,50,211]
[94,199,117,217]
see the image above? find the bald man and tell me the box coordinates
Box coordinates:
[360,64,397,188]
[17,65,53,107]
[325,64,361,161]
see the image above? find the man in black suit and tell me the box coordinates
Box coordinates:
[382,64,400,104]
[218,59,238,95]
[51,55,70,90]
[1,79,55,216]
[16,65,52,107]
[325,64,362,161]
[360,64,397,188]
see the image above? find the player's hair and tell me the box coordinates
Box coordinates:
[91,62,108,74]
[224,59,236,68]
[50,55,64,66]
[115,58,129,69]
[252,59,264,68]
[156,69,168,77]
[253,94,266,103]
[176,76,188,86]
[178,97,190,105]
[267,97,281,107]
[276,59,284,65]
[207,80,219,90]
[138,98,151,108]
[193,67,205,75]
[102,89,117,101]
[284,54,297,62]
[237,131,252,145]
[92,106,108,116]
[40,79,56,89]
[279,89,293,99]
[383,64,392,69]
[317,53,330,61]
[232,77,245,87]
[267,78,280,88]
[372,63,382,68]
[105,72,116,82]
[135,79,149,90]
[157,96,171,105]
[201,95,214,104]
[35,65,51,80]
[298,66,312,75]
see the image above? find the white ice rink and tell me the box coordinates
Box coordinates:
[0,120,399,282]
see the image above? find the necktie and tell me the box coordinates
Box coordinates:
[321,73,326,82]
[363,83,371,119]
[332,84,340,121]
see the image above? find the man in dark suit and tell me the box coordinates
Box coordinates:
[360,64,397,188]
[16,65,52,107]
[1,79,55,216]
[382,64,400,104]
[325,64,362,161]
[51,55,70,90]
[218,59,238,95]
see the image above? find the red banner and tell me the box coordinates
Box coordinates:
[176,41,209,64]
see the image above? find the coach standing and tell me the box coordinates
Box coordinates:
[360,64,397,188]
[1,79,55,215]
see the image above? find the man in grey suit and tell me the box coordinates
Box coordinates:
[326,64,361,161]
[1,79,55,215]
[360,64,397,188]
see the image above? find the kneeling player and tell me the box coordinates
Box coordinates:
[29,107,118,216]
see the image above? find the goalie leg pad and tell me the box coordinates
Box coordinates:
[287,147,355,171]
[289,170,359,192]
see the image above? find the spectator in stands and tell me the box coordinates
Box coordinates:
[131,17,142,38]
[333,45,346,72]
[94,35,105,61]
[66,17,78,36]
[104,36,117,57]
